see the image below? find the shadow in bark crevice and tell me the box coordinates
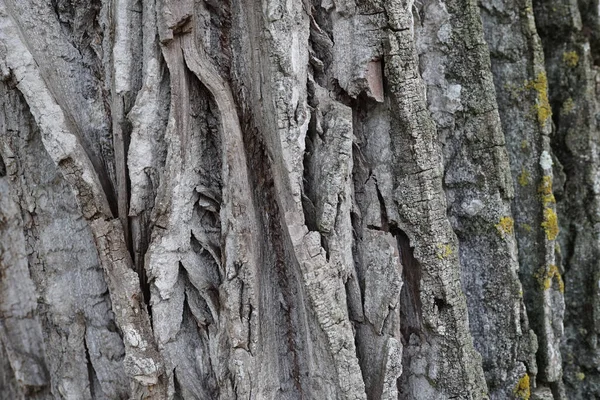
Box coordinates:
[0,152,5,177]
[243,123,305,396]
[391,226,424,344]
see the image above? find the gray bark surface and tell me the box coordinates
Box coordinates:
[0,0,598,399]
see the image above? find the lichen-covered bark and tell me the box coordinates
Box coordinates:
[1,0,599,399]
[532,0,600,397]
[479,0,564,397]
[414,0,537,396]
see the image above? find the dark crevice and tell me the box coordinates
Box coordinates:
[379,54,387,96]
[134,56,170,312]
[120,113,134,258]
[301,193,318,232]
[264,153,303,395]
[330,79,356,108]
[119,0,144,259]
[0,153,6,177]
[82,326,97,399]
[434,297,448,314]
[204,0,233,79]
[303,77,330,261]
[247,301,254,354]
[133,213,152,311]
[308,0,334,88]
[391,226,424,343]
[350,208,366,297]
[374,179,389,232]
[173,372,184,400]
[562,224,577,275]
[241,118,304,396]
[302,79,319,232]
[83,136,119,219]
[181,271,219,399]
[320,235,330,261]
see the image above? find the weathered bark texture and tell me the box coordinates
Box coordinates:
[0,0,599,398]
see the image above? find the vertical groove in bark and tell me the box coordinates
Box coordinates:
[127,0,170,306]
[108,0,143,253]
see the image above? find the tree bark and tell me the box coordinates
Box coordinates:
[0,0,598,398]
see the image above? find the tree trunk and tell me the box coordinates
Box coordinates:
[0,0,598,398]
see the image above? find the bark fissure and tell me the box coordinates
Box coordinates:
[395,229,424,344]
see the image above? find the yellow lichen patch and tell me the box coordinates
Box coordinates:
[536,264,565,293]
[496,216,514,237]
[436,243,453,260]
[544,198,557,209]
[541,207,559,241]
[576,372,586,381]
[563,51,579,67]
[521,140,529,150]
[538,176,556,205]
[526,72,552,126]
[539,175,552,194]
[562,97,575,115]
[522,223,532,233]
[554,265,565,293]
[518,168,530,187]
[514,374,530,400]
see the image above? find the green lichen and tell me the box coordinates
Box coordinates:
[562,97,575,115]
[518,168,530,187]
[514,374,530,400]
[522,223,532,233]
[520,140,529,151]
[535,264,565,293]
[526,72,552,126]
[576,372,586,381]
[563,51,579,67]
[496,216,514,237]
[538,176,556,206]
[541,207,559,241]
[436,243,453,260]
